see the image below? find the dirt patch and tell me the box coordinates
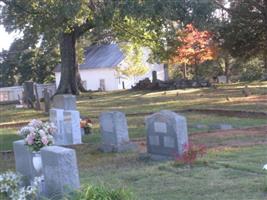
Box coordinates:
[133,126,267,152]
[185,108,267,118]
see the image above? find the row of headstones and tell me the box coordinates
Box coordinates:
[50,94,188,159]
[100,110,189,159]
[13,141,79,199]
[13,94,189,198]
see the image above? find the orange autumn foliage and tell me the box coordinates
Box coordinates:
[172,24,217,66]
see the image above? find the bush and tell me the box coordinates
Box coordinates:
[175,143,207,167]
[240,58,264,81]
[66,185,135,200]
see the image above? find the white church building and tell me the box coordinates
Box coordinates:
[54,44,166,91]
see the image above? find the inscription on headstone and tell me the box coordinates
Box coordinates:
[154,122,167,133]
[49,108,65,145]
[64,110,82,145]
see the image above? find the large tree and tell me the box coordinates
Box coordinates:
[0,0,218,94]
[214,0,267,71]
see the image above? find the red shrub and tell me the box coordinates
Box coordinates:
[175,143,207,166]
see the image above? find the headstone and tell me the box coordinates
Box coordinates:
[41,146,80,199]
[49,108,66,145]
[13,140,37,185]
[34,83,41,110]
[211,123,233,130]
[52,95,76,110]
[64,110,82,144]
[99,111,136,152]
[43,88,51,113]
[217,75,227,84]
[23,81,35,108]
[152,71,157,83]
[145,110,188,160]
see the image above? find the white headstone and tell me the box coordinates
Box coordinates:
[64,110,82,145]
[49,108,65,145]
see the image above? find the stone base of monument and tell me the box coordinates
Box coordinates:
[139,153,176,161]
[99,142,138,153]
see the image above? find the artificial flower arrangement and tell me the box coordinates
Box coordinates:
[0,171,41,200]
[18,119,56,152]
[80,118,93,134]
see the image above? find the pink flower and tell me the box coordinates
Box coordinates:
[41,136,49,145]
[26,134,34,145]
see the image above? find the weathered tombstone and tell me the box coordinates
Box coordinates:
[217,75,227,84]
[41,146,80,199]
[34,83,41,110]
[211,123,233,130]
[43,88,51,113]
[49,108,66,145]
[99,111,136,152]
[23,81,35,108]
[145,110,188,160]
[64,110,82,144]
[52,94,76,110]
[152,70,157,83]
[13,140,36,185]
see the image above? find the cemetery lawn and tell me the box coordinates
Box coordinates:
[0,81,267,199]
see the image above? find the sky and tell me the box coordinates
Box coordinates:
[0,25,20,51]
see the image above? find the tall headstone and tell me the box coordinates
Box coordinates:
[41,146,80,199]
[43,88,51,113]
[52,95,76,110]
[23,81,35,108]
[50,94,81,145]
[49,108,65,145]
[99,111,136,152]
[64,110,82,144]
[152,71,157,83]
[34,83,41,110]
[145,110,188,160]
[13,140,37,185]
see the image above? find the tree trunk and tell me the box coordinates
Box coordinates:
[183,63,187,79]
[56,32,79,95]
[224,54,230,83]
[264,49,267,73]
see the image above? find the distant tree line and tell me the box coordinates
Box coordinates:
[0,0,266,90]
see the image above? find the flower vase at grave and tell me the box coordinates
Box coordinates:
[32,152,42,176]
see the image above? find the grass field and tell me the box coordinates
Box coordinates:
[0,81,267,199]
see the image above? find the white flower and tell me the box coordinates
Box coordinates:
[263,164,267,170]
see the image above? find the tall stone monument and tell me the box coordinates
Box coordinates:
[50,94,81,145]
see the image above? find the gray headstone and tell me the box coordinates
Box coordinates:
[64,110,82,145]
[49,108,65,145]
[13,140,38,185]
[217,75,227,84]
[145,110,188,160]
[99,111,136,152]
[43,88,51,113]
[52,95,76,110]
[211,123,233,130]
[41,146,80,199]
[23,81,35,108]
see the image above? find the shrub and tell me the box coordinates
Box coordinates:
[175,143,207,167]
[66,185,135,200]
